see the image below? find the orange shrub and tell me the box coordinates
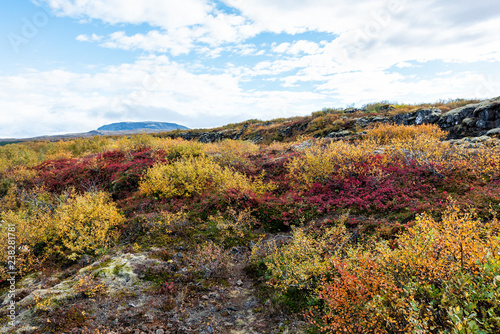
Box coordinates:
[365,123,447,145]
[309,256,411,333]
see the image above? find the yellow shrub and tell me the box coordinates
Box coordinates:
[363,123,500,179]
[140,155,273,198]
[381,205,500,282]
[386,135,452,165]
[66,136,114,156]
[365,123,447,145]
[210,208,257,240]
[45,150,74,161]
[287,139,377,188]
[253,224,350,292]
[54,191,124,259]
[111,135,204,158]
[263,141,288,154]
[0,210,52,280]
[204,139,258,167]
[445,145,500,181]
[0,144,39,171]
[139,155,217,198]
[152,137,204,158]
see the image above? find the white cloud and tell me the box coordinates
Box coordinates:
[395,61,413,68]
[76,33,103,42]
[0,55,326,138]
[287,40,321,55]
[315,70,494,105]
[44,0,211,30]
[272,42,291,53]
[56,0,500,67]
[99,30,198,55]
[6,0,499,138]
[45,0,257,54]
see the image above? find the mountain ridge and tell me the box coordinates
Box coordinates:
[97,121,189,132]
[0,121,189,143]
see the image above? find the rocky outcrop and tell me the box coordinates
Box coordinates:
[392,108,442,126]
[390,97,500,139]
[163,97,500,144]
[167,119,309,144]
[355,115,391,127]
[438,98,500,138]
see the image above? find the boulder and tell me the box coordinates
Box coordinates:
[392,108,442,126]
[438,97,500,138]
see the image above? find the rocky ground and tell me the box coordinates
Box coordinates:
[1,239,306,334]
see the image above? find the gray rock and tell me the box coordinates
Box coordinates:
[470,135,491,143]
[486,128,500,136]
[356,115,390,127]
[461,118,475,126]
[326,130,351,138]
[344,107,363,113]
[392,108,442,126]
[379,104,395,112]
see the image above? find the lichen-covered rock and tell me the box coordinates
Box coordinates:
[392,108,442,126]
[438,97,500,138]
[0,252,161,333]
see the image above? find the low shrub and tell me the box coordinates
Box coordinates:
[54,191,124,259]
[139,155,273,199]
[365,123,447,145]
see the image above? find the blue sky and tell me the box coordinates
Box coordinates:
[1,0,500,138]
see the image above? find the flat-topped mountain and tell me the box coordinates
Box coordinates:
[97,121,188,132]
[0,121,190,144]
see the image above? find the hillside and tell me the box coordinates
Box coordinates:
[160,97,500,144]
[0,98,500,333]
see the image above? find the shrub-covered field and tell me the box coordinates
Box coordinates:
[1,123,500,333]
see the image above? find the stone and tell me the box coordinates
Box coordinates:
[326,130,351,138]
[470,135,491,143]
[486,128,500,137]
[379,104,395,112]
[344,107,362,113]
[393,108,441,126]
[461,118,475,126]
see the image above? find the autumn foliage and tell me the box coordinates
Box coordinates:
[1,123,500,332]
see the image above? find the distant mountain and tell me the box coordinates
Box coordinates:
[0,121,190,143]
[97,121,189,132]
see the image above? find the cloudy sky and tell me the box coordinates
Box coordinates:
[1,0,499,138]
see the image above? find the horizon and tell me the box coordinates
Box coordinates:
[0,97,493,140]
[1,0,500,138]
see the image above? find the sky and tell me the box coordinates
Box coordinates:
[1,0,500,138]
